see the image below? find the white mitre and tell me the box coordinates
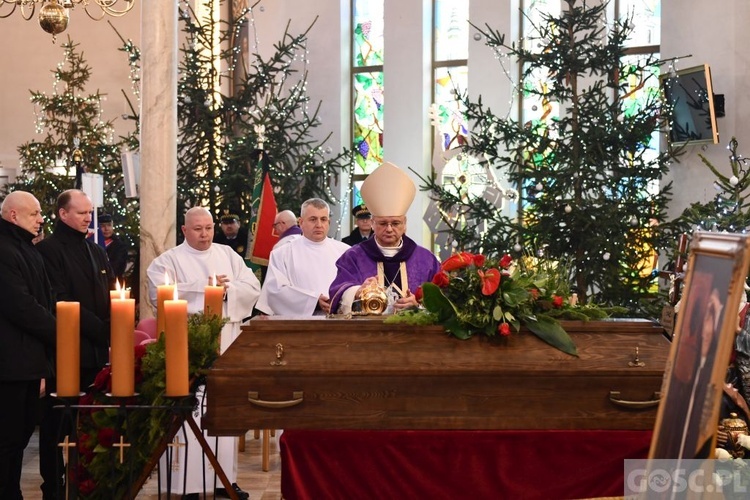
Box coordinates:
[360,161,416,217]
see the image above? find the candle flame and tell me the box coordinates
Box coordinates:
[212,274,217,287]
[164,271,171,286]
[173,287,178,301]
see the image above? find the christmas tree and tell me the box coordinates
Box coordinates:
[3,37,139,255]
[420,0,678,311]
[670,137,750,234]
[174,0,352,229]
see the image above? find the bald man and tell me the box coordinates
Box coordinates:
[147,206,260,499]
[272,209,302,249]
[0,191,56,499]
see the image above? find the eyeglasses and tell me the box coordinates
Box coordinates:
[273,221,286,227]
[374,220,404,229]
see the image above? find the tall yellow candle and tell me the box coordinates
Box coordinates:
[204,275,224,319]
[156,274,175,338]
[110,289,132,300]
[110,291,136,397]
[56,301,80,397]
[164,291,189,397]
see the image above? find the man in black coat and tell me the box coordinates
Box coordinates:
[98,213,130,282]
[37,189,114,499]
[213,211,249,257]
[0,191,57,500]
[342,203,373,246]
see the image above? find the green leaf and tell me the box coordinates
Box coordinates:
[492,305,503,321]
[444,316,473,339]
[422,282,458,322]
[524,315,578,357]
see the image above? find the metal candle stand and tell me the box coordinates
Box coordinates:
[50,392,240,500]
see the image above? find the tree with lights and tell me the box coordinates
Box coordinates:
[4,37,139,254]
[174,0,352,230]
[670,137,750,234]
[420,0,679,312]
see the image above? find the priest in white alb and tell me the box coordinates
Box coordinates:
[146,206,260,499]
[256,198,349,316]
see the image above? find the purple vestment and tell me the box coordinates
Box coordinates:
[329,235,441,312]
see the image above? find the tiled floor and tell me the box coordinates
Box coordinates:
[20,428,282,499]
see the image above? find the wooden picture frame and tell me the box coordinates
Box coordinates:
[649,232,750,459]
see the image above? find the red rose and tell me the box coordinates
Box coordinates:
[78,479,96,495]
[552,295,564,308]
[473,254,486,267]
[414,286,423,303]
[499,254,513,269]
[432,271,450,288]
[478,269,501,296]
[97,427,118,448]
[498,323,511,336]
[441,252,474,272]
[92,366,111,392]
[134,343,146,361]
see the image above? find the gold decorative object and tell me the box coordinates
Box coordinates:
[1,0,135,37]
[719,412,749,458]
[38,0,68,38]
[270,342,286,366]
[628,346,645,367]
[359,281,388,315]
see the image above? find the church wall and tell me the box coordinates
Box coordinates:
[0,3,141,173]
[660,0,750,222]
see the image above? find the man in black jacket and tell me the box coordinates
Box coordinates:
[98,213,129,282]
[0,191,57,500]
[37,189,114,499]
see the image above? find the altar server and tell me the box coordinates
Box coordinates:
[329,162,440,314]
[146,206,260,499]
[256,198,349,316]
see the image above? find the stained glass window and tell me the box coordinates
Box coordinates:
[434,0,469,162]
[352,1,384,178]
[619,0,660,47]
[353,71,384,175]
[435,0,469,61]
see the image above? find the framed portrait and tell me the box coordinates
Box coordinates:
[649,232,750,459]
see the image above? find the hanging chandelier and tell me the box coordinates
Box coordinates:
[0,0,135,38]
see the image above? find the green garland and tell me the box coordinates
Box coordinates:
[75,313,224,499]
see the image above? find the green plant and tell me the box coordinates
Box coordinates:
[388,252,626,356]
[75,313,224,499]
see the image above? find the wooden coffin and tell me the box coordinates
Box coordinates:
[203,317,670,435]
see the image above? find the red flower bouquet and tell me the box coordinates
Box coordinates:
[396,252,584,356]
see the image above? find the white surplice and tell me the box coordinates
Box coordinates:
[255,236,349,316]
[147,242,261,494]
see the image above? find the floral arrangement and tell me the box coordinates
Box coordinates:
[74,313,224,499]
[389,252,623,356]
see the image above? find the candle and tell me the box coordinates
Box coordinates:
[110,279,132,300]
[56,301,80,397]
[110,289,135,397]
[156,272,175,338]
[164,289,189,397]
[204,274,224,319]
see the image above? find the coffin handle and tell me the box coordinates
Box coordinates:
[608,391,661,409]
[248,391,304,409]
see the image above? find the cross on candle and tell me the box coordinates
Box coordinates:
[114,435,131,464]
[58,435,77,466]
